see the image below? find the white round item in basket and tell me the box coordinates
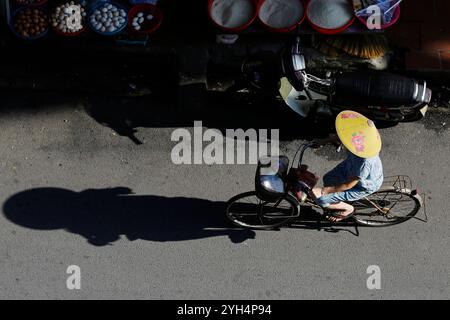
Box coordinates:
[259,0,304,29]
[307,0,353,30]
[210,0,255,29]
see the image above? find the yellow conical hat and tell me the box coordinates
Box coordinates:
[335,111,382,159]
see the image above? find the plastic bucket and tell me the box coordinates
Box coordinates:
[208,0,258,33]
[9,7,49,40]
[257,0,306,33]
[356,4,400,30]
[53,26,86,37]
[52,24,86,37]
[50,1,87,37]
[128,3,163,34]
[14,0,48,7]
[306,0,356,34]
[87,1,128,36]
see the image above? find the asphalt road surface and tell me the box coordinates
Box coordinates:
[0,91,448,299]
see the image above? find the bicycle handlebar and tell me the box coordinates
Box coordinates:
[294,139,343,169]
[293,142,317,169]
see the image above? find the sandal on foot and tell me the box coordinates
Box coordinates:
[324,210,355,222]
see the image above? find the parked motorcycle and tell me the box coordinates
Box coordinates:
[241,37,432,123]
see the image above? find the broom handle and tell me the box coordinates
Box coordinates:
[355,0,402,16]
[384,0,402,15]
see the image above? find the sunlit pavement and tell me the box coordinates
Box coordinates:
[0,92,449,299]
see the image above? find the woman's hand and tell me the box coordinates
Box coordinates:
[321,186,334,196]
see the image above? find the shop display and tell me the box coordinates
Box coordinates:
[128,3,162,33]
[210,0,256,30]
[12,7,49,39]
[88,2,127,35]
[258,0,304,30]
[354,0,400,23]
[5,0,392,41]
[353,0,401,29]
[14,0,47,6]
[131,12,148,31]
[51,2,87,35]
[307,0,354,32]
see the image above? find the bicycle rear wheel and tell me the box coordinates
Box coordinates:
[352,187,421,227]
[226,191,300,230]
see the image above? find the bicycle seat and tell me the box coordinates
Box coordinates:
[332,72,426,107]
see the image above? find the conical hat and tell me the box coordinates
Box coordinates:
[335,111,382,158]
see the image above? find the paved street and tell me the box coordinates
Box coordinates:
[0,91,449,299]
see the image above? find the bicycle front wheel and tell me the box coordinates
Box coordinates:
[352,187,422,227]
[226,191,300,230]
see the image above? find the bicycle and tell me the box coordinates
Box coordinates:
[226,142,425,230]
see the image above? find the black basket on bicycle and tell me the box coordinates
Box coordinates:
[255,156,290,202]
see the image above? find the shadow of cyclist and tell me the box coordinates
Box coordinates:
[2,187,256,246]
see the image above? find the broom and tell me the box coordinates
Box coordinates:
[313,34,390,59]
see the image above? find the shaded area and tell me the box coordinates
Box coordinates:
[0,46,178,96]
[387,0,450,71]
[2,187,255,246]
[289,208,360,237]
[84,90,336,144]
[0,87,335,145]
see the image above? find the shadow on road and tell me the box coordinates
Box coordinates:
[3,187,360,247]
[290,210,360,237]
[0,88,336,145]
[83,89,337,145]
[2,187,255,246]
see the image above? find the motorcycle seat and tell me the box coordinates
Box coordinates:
[332,72,422,107]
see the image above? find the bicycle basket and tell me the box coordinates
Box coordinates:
[255,156,289,202]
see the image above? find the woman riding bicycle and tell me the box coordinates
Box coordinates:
[226,110,423,229]
[309,111,384,222]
